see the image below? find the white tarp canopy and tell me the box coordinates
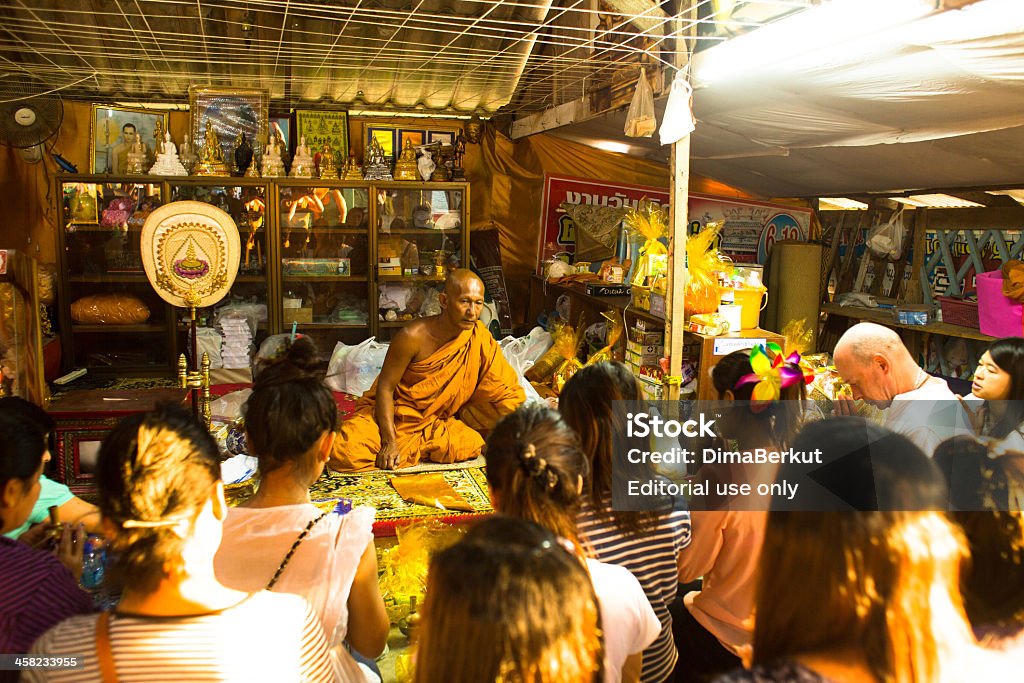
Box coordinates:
[689,0,1024,196]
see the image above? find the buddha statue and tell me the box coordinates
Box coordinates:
[290,136,315,178]
[318,143,339,179]
[125,137,147,175]
[234,132,254,176]
[393,138,419,181]
[341,154,363,181]
[261,136,286,178]
[362,137,392,181]
[196,119,230,176]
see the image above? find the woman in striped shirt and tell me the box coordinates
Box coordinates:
[561,362,692,683]
[0,411,93,656]
[28,404,336,682]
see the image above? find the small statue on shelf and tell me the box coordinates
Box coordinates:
[125,137,147,175]
[431,145,451,182]
[393,138,419,181]
[149,132,187,176]
[362,137,392,181]
[341,154,362,181]
[196,119,230,176]
[151,119,164,166]
[290,136,315,178]
[261,135,286,178]
[318,143,339,179]
[451,131,467,180]
[179,134,197,175]
[234,132,254,176]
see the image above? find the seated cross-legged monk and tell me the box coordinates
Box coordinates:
[330,269,525,471]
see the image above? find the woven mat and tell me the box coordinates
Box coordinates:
[340,455,485,476]
[313,465,491,536]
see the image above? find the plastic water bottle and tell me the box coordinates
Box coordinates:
[81,535,106,591]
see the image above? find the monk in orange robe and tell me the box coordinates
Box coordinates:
[330,269,525,471]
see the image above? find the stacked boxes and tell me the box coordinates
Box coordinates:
[626,319,665,400]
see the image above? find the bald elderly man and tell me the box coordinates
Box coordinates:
[833,322,970,454]
[330,269,525,471]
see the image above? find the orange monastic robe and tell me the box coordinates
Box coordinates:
[330,322,525,471]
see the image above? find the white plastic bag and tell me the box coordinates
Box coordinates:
[866,208,905,259]
[500,327,554,375]
[342,337,390,397]
[325,341,355,392]
[659,69,696,145]
[624,67,656,138]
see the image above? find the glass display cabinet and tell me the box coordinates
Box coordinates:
[55,176,173,374]
[373,182,469,340]
[167,178,271,356]
[54,176,469,375]
[276,180,372,358]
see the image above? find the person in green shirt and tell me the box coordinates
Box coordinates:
[0,398,99,541]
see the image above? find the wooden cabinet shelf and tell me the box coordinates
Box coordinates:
[820,302,994,342]
[56,176,469,374]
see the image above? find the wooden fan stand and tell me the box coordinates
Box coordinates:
[177,300,211,429]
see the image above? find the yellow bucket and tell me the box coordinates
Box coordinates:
[734,286,767,329]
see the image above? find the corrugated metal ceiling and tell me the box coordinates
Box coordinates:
[0,0,795,114]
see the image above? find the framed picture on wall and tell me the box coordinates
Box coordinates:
[270,115,291,152]
[90,104,169,174]
[189,86,269,167]
[427,130,455,147]
[295,109,349,158]
[398,129,426,152]
[366,126,395,161]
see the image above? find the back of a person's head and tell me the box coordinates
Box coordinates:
[711,347,806,447]
[0,410,46,494]
[560,362,639,490]
[755,418,967,682]
[934,436,1024,630]
[0,396,55,435]
[245,336,337,475]
[98,403,220,593]
[484,403,588,544]
[415,515,602,683]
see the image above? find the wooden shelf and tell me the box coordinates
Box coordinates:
[70,273,147,282]
[378,321,414,328]
[379,228,458,235]
[72,323,166,333]
[234,275,266,283]
[294,322,368,329]
[279,227,369,234]
[281,275,369,282]
[530,276,665,325]
[66,225,141,232]
[821,302,994,341]
[377,275,445,284]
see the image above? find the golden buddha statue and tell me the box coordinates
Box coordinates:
[341,155,362,181]
[196,119,230,176]
[393,138,419,181]
[318,143,339,179]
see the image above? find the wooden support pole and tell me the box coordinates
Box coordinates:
[665,135,690,402]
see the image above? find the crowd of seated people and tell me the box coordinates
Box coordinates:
[3,335,1024,682]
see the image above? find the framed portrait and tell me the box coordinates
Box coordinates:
[427,130,455,147]
[295,110,349,159]
[398,129,426,152]
[366,126,396,161]
[189,86,269,168]
[90,104,169,174]
[270,115,291,152]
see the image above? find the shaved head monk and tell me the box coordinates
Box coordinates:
[330,269,525,471]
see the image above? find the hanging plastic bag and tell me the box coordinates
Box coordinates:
[659,69,696,145]
[624,67,656,138]
[866,208,905,259]
[342,337,390,396]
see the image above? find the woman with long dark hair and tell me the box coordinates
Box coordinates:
[561,361,692,683]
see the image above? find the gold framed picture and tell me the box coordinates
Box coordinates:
[90,104,169,174]
[189,86,269,168]
[366,126,395,161]
[295,109,349,159]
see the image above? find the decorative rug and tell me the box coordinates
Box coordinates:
[341,455,485,476]
[311,465,492,537]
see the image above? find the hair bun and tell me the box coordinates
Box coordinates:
[254,336,320,386]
